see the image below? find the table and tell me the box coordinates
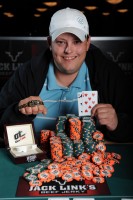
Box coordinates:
[0,144,133,200]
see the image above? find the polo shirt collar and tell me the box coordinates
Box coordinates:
[47,61,87,90]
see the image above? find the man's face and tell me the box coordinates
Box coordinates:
[50,33,90,75]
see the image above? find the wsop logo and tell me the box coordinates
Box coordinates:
[27,155,37,162]
[14,131,26,143]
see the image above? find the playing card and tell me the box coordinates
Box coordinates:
[77,91,98,116]
[82,91,98,116]
[77,92,84,116]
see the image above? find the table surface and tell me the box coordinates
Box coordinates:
[0,144,133,200]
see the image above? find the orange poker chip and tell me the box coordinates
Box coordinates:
[72,166,81,171]
[60,161,72,170]
[92,154,103,165]
[78,152,91,160]
[100,169,112,178]
[82,162,95,171]
[38,170,55,182]
[95,151,104,158]
[69,118,81,127]
[29,180,42,187]
[82,170,93,180]
[48,162,60,170]
[102,164,114,173]
[111,152,122,160]
[92,177,105,183]
[49,169,63,178]
[66,160,76,166]
[93,166,101,176]
[62,172,74,182]
[103,152,112,159]
[92,131,104,141]
[104,158,117,165]
[72,170,82,181]
[74,159,82,167]
[111,158,120,164]
[96,142,106,152]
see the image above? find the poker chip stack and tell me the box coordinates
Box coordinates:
[23,114,122,185]
[69,117,81,140]
[68,117,83,157]
[40,130,55,157]
[40,130,50,157]
[55,115,106,159]
[73,139,84,157]
[56,116,67,133]
[81,117,97,154]
[56,131,74,157]
[50,136,63,161]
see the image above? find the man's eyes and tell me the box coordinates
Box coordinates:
[56,41,66,45]
[56,40,81,45]
[74,40,81,44]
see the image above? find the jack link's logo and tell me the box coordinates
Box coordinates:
[5,51,23,62]
[29,178,97,194]
[107,51,124,62]
[0,51,24,75]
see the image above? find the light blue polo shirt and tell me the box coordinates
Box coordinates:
[33,61,92,137]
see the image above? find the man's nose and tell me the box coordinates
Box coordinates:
[64,43,73,53]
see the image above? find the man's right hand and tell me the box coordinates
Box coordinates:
[18,96,47,115]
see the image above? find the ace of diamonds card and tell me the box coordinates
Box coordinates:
[77,91,98,116]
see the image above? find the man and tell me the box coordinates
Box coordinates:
[0,8,132,143]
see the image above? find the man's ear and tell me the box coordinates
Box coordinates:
[47,36,52,50]
[86,35,91,51]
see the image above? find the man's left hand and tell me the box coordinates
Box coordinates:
[91,103,118,131]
